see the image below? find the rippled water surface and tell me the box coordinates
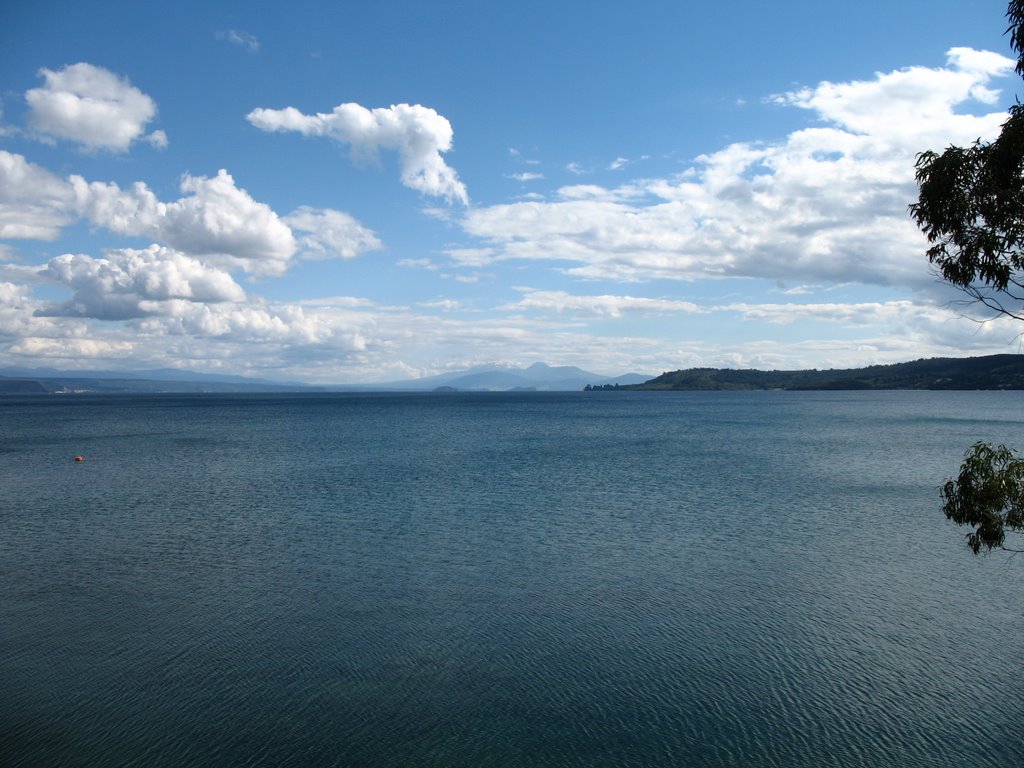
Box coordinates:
[2,390,1023,767]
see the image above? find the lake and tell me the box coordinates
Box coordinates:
[2,390,1022,767]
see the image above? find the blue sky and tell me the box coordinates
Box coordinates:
[0,0,1019,383]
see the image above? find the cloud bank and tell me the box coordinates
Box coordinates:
[71,170,298,274]
[0,151,381,277]
[2,49,1021,382]
[461,48,1015,290]
[38,245,245,320]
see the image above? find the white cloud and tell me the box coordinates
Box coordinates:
[71,169,298,274]
[506,290,705,317]
[2,269,1021,382]
[451,272,487,284]
[443,247,495,267]
[494,287,965,338]
[37,245,245,319]
[247,102,469,203]
[509,172,544,182]
[216,30,260,52]
[146,130,168,149]
[0,151,75,239]
[0,288,378,376]
[0,281,37,328]
[161,171,296,271]
[776,47,1013,152]
[25,63,165,151]
[284,206,382,260]
[397,257,438,270]
[461,48,1015,289]
[120,298,380,377]
[556,183,648,202]
[719,300,926,326]
[0,283,140,362]
[508,147,542,164]
[419,299,462,311]
[8,336,135,360]
[0,154,304,273]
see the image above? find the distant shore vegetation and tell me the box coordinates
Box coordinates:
[585,354,1024,391]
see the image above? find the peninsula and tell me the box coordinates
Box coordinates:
[586,354,1024,391]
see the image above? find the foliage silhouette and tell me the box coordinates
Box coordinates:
[941,443,1024,553]
[910,0,1024,320]
[912,2,1024,552]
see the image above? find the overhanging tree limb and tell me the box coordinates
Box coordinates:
[913,2,1024,553]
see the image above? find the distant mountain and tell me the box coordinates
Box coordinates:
[0,366,300,386]
[366,362,651,392]
[0,366,318,394]
[616,355,1024,391]
[0,362,650,395]
[9,356,1024,395]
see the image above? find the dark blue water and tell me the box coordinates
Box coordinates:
[2,391,1022,767]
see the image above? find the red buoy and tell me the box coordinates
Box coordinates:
[74,455,84,462]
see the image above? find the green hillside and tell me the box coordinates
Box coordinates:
[590,354,1024,391]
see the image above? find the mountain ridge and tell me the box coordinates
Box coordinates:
[7,356,1024,395]
[349,362,650,391]
[0,362,649,394]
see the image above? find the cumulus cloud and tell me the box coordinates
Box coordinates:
[71,169,298,274]
[37,245,245,319]
[161,171,296,271]
[0,150,75,239]
[776,47,1014,152]
[0,285,379,375]
[247,102,469,204]
[0,281,35,320]
[0,155,382,274]
[0,280,138,362]
[8,336,135,360]
[460,48,1016,289]
[131,298,375,363]
[284,206,382,260]
[25,63,165,151]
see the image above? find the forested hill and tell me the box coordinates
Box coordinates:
[600,354,1024,391]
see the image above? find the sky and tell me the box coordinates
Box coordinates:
[0,0,1020,384]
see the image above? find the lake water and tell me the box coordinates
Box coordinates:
[2,390,1023,767]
